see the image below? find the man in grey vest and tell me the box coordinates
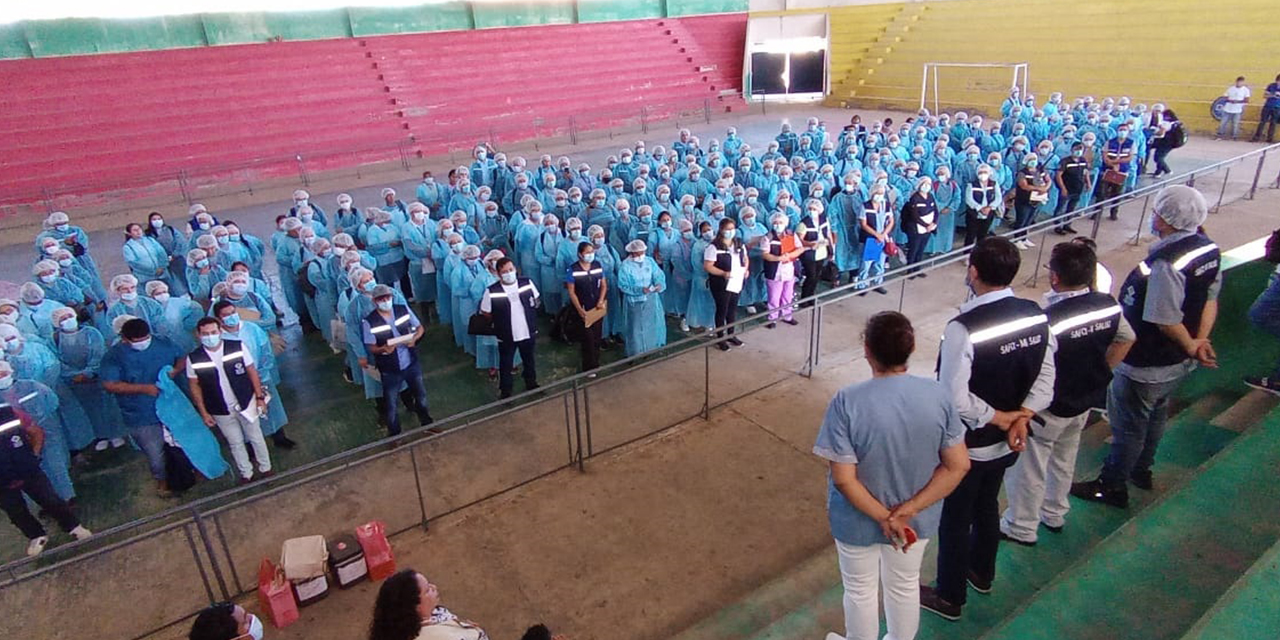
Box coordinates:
[188,317,272,483]
[922,237,1056,621]
[1001,242,1134,546]
[1073,186,1220,508]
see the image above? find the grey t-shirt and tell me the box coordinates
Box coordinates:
[813,374,966,546]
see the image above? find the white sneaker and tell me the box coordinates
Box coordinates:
[680,319,690,333]
[93,440,110,452]
[1023,238,1036,248]
[110,438,126,448]
[825,633,846,640]
[26,536,49,557]
[1014,240,1029,251]
[746,305,758,314]
[70,525,92,540]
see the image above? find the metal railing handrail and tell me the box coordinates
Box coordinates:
[1,138,1274,585]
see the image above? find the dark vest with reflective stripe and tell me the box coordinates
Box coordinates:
[189,340,255,416]
[569,265,604,310]
[488,278,540,343]
[968,180,999,211]
[710,242,747,288]
[762,233,785,280]
[1120,233,1219,368]
[1046,292,1122,417]
[947,296,1049,457]
[0,405,38,484]
[365,305,418,371]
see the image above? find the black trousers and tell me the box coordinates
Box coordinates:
[905,230,930,269]
[798,251,824,302]
[964,210,994,246]
[708,278,740,337]
[2,472,80,540]
[1100,180,1125,217]
[499,338,538,396]
[1253,105,1279,142]
[580,318,603,372]
[935,454,1017,606]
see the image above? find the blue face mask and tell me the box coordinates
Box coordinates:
[223,313,241,328]
[362,280,377,292]
[200,334,221,348]
[582,252,596,263]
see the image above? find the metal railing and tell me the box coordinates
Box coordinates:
[3,141,1278,640]
[0,93,754,221]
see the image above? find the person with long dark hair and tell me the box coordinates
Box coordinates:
[188,602,262,640]
[702,217,750,351]
[370,569,567,640]
[1149,108,1182,178]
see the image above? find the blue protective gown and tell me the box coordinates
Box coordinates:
[828,191,863,274]
[10,340,95,452]
[536,229,566,314]
[928,179,963,255]
[274,235,306,319]
[450,258,483,355]
[107,296,166,334]
[36,277,84,313]
[332,207,363,240]
[224,291,276,333]
[36,225,99,277]
[306,258,341,345]
[20,299,67,345]
[147,225,189,296]
[737,221,770,307]
[400,219,438,304]
[656,232,692,317]
[123,236,171,286]
[431,240,455,327]
[2,380,74,500]
[54,325,123,442]
[686,239,717,329]
[214,239,255,274]
[617,256,667,357]
[593,243,625,340]
[468,270,509,370]
[342,289,408,401]
[153,296,203,353]
[184,265,228,307]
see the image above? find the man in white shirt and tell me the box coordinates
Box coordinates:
[481,258,542,398]
[1217,76,1251,140]
[187,317,271,483]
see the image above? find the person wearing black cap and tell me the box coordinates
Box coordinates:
[1073,185,1219,508]
[361,284,432,436]
[921,236,1056,621]
[1000,241,1134,545]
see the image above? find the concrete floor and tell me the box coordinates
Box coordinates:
[3,103,1280,640]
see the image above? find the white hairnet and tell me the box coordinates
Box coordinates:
[408,202,427,214]
[196,234,218,249]
[188,204,208,216]
[348,268,373,289]
[587,225,605,238]
[337,193,353,206]
[542,214,559,227]
[0,323,21,342]
[110,274,138,291]
[373,209,393,225]
[484,250,505,264]
[47,211,70,226]
[282,217,303,231]
[145,280,169,296]
[381,187,396,198]
[293,189,309,200]
[0,360,12,376]
[1154,185,1208,231]
[226,270,249,284]
[462,245,481,260]
[20,282,44,304]
[625,240,647,254]
[332,233,354,248]
[187,249,207,265]
[33,260,58,275]
[111,314,137,336]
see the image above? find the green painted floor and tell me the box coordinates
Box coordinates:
[1181,541,1280,640]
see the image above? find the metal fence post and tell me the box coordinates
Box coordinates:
[178,170,193,205]
[813,303,823,370]
[1248,150,1266,199]
[40,187,55,215]
[569,116,578,146]
[1186,173,1196,188]
[399,141,411,172]
[702,345,711,419]
[803,303,818,378]
[408,445,430,530]
[640,107,649,135]
[1213,167,1231,212]
[182,523,218,604]
[897,276,908,313]
[571,379,585,472]
[1090,203,1104,240]
[1130,194,1153,245]
[296,155,309,186]
[190,508,231,600]
[704,98,712,124]
[583,382,594,457]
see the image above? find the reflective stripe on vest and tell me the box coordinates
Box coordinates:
[0,418,20,433]
[1050,305,1123,335]
[969,314,1049,344]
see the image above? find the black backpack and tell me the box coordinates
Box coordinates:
[1169,122,1187,148]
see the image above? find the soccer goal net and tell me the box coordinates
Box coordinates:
[920,62,1029,116]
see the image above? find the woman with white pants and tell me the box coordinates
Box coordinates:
[813,311,970,640]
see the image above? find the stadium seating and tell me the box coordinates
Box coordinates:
[828,0,1277,134]
[0,14,746,207]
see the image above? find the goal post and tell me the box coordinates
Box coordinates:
[920,62,1029,115]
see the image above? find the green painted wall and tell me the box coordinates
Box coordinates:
[0,0,745,59]
[348,3,474,36]
[668,0,749,16]
[578,0,665,23]
[25,15,207,57]
[472,1,576,29]
[202,10,352,45]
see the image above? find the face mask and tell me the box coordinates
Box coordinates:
[978,173,991,181]
[477,151,487,160]
[992,158,1002,166]
[40,273,57,284]
[155,291,172,304]
[545,226,559,234]
[1118,131,1129,139]
[59,317,78,332]
[300,213,313,224]
[121,291,138,302]
[196,258,210,269]
[631,256,646,263]
[229,282,249,296]
[500,271,517,285]
[216,235,229,246]
[720,229,736,240]
[743,217,756,227]
[224,312,242,327]
[659,220,672,230]
[451,243,463,254]
[701,231,714,241]
[0,376,11,390]
[151,219,164,229]
[582,252,596,263]
[748,196,759,205]
[1073,149,1084,158]
[199,223,211,231]
[682,231,694,240]
[376,299,393,311]
[129,337,152,351]
[200,334,221,349]
[568,230,582,240]
[43,245,58,255]
[58,259,73,268]
[906,170,917,178]
[873,195,885,204]
[592,237,605,247]
[1027,160,1039,168]
[56,223,70,232]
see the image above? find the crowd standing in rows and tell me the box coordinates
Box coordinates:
[0,89,1182,558]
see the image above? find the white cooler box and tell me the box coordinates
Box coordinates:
[281,536,330,607]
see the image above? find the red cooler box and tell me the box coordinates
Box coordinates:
[355,521,396,581]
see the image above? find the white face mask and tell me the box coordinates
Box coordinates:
[244,614,264,640]
[500,271,517,285]
[154,293,171,305]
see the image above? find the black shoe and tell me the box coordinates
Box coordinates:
[966,570,993,594]
[765,322,776,329]
[1071,478,1129,508]
[343,368,355,384]
[499,390,512,399]
[781,318,799,326]
[919,585,962,621]
[716,342,731,352]
[1108,212,1118,221]
[1063,225,1079,234]
[418,413,434,427]
[526,382,541,392]
[727,337,744,347]
[1129,470,1154,491]
[857,291,869,297]
[918,272,927,278]
[1000,531,1037,548]
[272,436,297,450]
[1053,226,1069,235]
[1042,523,1065,534]
[1244,375,1280,397]
[874,287,889,295]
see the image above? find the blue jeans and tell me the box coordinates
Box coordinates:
[1099,372,1183,488]
[380,360,430,436]
[1248,269,1280,376]
[130,423,167,481]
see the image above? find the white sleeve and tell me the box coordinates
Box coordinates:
[480,290,492,314]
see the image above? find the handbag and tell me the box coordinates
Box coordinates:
[257,559,300,629]
[466,312,495,336]
[883,239,901,258]
[1101,169,1128,186]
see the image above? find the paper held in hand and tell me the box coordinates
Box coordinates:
[386,333,415,347]
[584,303,607,328]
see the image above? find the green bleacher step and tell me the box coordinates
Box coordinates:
[981,405,1280,640]
[1180,540,1280,640]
